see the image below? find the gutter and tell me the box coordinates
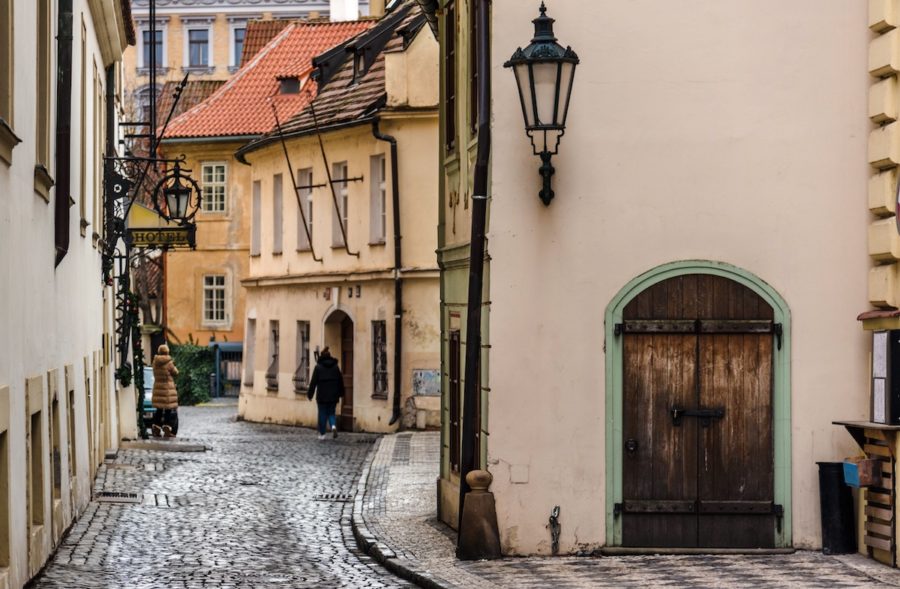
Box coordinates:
[159,134,258,146]
[54,0,74,267]
[372,118,404,426]
[458,0,491,534]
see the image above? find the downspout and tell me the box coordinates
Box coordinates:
[458,0,491,533]
[54,0,74,266]
[372,119,403,426]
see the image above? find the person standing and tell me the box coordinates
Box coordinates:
[307,347,344,440]
[151,344,179,437]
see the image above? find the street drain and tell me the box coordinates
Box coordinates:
[106,464,137,470]
[94,491,142,504]
[355,437,378,444]
[314,493,353,502]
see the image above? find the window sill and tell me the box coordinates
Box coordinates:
[137,67,170,76]
[371,393,388,401]
[80,218,90,238]
[250,252,261,257]
[296,246,312,253]
[368,239,386,247]
[228,65,240,73]
[183,66,214,75]
[0,117,22,166]
[33,165,55,202]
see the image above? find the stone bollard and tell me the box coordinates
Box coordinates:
[456,469,502,560]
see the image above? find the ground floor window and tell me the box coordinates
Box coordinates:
[202,275,227,325]
[294,321,310,393]
[449,330,461,473]
[372,320,387,398]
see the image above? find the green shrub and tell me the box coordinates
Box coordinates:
[170,344,213,406]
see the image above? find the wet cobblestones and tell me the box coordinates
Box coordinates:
[30,403,413,589]
[359,431,900,588]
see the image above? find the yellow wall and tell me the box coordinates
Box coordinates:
[158,141,250,345]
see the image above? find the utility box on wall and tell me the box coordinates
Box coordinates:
[872,330,900,424]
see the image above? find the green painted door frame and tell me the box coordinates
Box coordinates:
[604,260,792,548]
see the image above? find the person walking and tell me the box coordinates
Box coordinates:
[151,344,180,438]
[307,347,344,440]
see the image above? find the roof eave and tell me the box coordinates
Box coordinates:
[236,117,377,163]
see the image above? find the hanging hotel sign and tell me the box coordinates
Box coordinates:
[125,202,196,249]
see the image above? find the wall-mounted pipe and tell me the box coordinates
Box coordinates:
[372,119,403,426]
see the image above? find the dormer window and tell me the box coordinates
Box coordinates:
[351,53,363,84]
[279,76,301,94]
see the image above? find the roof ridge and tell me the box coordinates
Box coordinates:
[164,22,299,136]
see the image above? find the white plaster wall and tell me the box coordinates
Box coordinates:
[0,1,124,586]
[487,0,871,554]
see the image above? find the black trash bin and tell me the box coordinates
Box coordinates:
[818,461,856,554]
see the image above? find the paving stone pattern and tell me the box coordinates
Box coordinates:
[30,403,414,589]
[360,431,900,589]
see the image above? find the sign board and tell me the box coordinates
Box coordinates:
[412,369,440,396]
[126,226,195,248]
[126,202,195,249]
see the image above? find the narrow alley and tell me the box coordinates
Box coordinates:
[28,403,412,589]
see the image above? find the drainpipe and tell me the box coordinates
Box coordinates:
[54,0,74,267]
[458,0,492,533]
[372,119,403,426]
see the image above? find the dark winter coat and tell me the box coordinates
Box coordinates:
[152,352,179,410]
[307,356,345,404]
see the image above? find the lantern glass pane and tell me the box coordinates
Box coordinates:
[532,61,559,127]
[513,63,535,127]
[557,61,576,126]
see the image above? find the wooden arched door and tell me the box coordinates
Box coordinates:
[620,274,779,548]
[339,315,354,431]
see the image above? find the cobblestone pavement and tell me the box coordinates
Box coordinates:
[30,402,414,589]
[358,431,900,589]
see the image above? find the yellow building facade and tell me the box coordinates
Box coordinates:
[237,3,441,432]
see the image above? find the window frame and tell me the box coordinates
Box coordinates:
[182,22,213,70]
[265,320,280,392]
[372,321,388,399]
[272,173,283,254]
[230,25,246,68]
[444,0,457,152]
[296,168,314,251]
[251,180,261,256]
[369,154,387,244]
[200,162,227,213]
[332,161,349,248]
[294,321,311,393]
[136,21,168,72]
[201,274,228,327]
[243,319,256,386]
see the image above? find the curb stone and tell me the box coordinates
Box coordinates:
[351,435,459,589]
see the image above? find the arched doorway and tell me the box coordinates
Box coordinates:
[324,310,354,431]
[605,261,792,549]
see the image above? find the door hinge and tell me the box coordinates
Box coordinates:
[614,323,623,336]
[614,502,623,517]
[773,503,784,533]
[774,323,783,350]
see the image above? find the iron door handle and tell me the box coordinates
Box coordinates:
[670,406,725,427]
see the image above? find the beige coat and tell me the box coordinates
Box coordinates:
[151,353,179,409]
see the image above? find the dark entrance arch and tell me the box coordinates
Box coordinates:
[324,310,354,431]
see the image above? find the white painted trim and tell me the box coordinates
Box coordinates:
[136,23,168,70]
[182,22,214,68]
[228,22,247,68]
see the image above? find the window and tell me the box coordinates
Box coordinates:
[79,18,87,236]
[372,321,388,398]
[370,155,386,244]
[294,321,310,393]
[141,30,163,69]
[444,1,457,151]
[297,168,313,251]
[35,0,52,173]
[243,319,256,386]
[232,27,245,67]
[449,330,461,472]
[273,173,283,254]
[202,275,227,325]
[188,29,210,67]
[201,162,227,212]
[29,409,44,529]
[251,180,261,255]
[332,162,349,247]
[137,86,160,124]
[0,0,12,126]
[266,320,279,391]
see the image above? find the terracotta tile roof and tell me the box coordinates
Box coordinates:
[238,2,427,156]
[156,80,225,125]
[240,19,292,67]
[162,20,373,140]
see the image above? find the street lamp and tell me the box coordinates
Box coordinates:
[504,2,579,206]
[152,160,201,224]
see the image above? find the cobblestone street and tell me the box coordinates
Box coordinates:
[358,432,900,589]
[30,402,412,589]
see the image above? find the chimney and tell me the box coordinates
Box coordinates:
[330,0,359,22]
[370,0,385,18]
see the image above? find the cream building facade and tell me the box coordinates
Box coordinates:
[436,0,875,555]
[237,2,440,433]
[123,0,371,118]
[0,0,132,587]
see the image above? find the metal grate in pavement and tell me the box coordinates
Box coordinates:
[314,493,353,502]
[93,491,142,504]
[355,436,379,444]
